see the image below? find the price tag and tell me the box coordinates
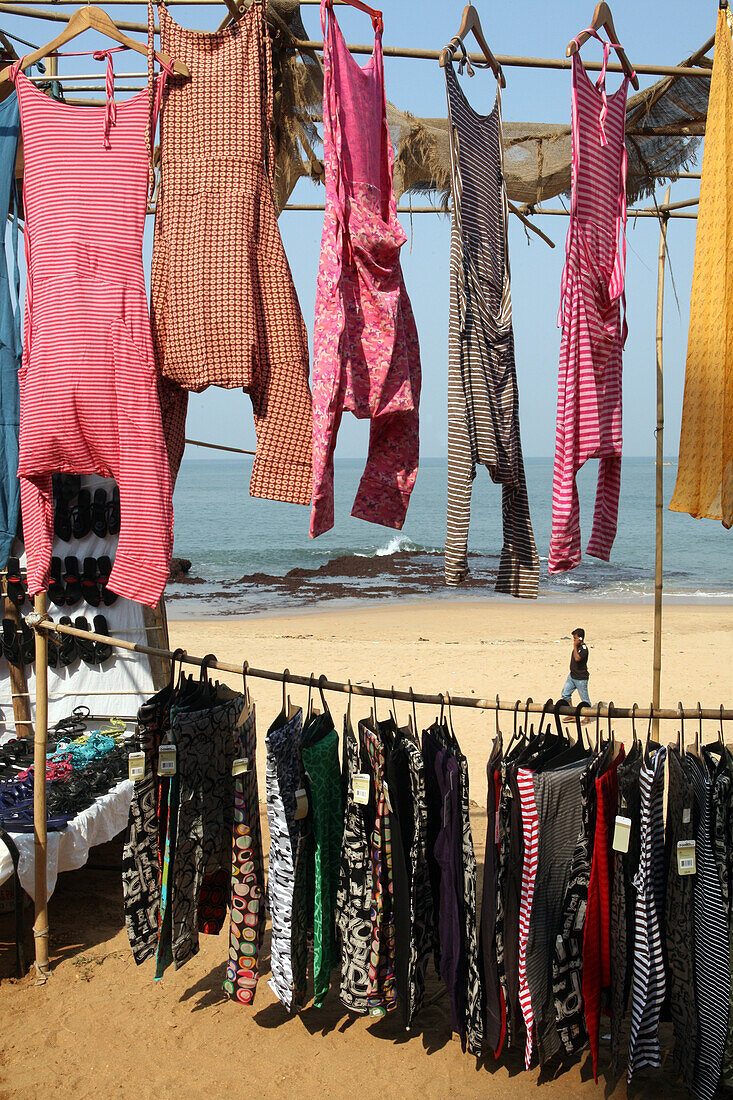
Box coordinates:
[677,839,696,876]
[232,757,249,777]
[683,807,691,825]
[352,773,370,806]
[128,751,145,782]
[157,745,177,776]
[294,787,309,821]
[612,815,632,854]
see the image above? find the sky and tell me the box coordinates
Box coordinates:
[2,0,713,460]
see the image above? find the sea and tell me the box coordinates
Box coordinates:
[168,456,733,617]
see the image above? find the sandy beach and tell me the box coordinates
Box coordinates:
[0,597,728,1099]
[168,598,732,798]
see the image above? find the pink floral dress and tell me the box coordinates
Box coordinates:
[310,0,421,538]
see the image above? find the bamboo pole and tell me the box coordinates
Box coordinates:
[0,4,714,77]
[652,186,671,739]
[39,618,733,722]
[1,579,33,738]
[31,591,49,978]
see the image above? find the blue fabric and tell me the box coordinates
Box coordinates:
[561,676,591,705]
[0,91,21,567]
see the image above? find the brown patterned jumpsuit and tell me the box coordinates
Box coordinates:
[151,0,313,504]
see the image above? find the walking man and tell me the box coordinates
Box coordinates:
[561,627,591,709]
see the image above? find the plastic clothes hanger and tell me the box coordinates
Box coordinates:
[0,4,189,87]
[566,2,639,89]
[408,687,418,740]
[439,4,505,86]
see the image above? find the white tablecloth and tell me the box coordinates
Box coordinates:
[0,779,133,900]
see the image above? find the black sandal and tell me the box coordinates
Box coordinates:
[74,616,97,666]
[71,488,92,540]
[20,619,35,666]
[106,486,120,537]
[5,558,25,608]
[47,631,60,669]
[2,619,20,666]
[81,558,100,608]
[63,557,82,606]
[93,615,113,663]
[49,557,66,608]
[91,488,108,539]
[57,616,77,666]
[97,556,117,606]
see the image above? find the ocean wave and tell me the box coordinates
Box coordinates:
[354,534,442,559]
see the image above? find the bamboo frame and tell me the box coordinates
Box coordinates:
[30,592,49,977]
[0,4,714,78]
[652,188,671,739]
[35,617,733,722]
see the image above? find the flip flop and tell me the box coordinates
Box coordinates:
[93,615,113,663]
[5,558,25,608]
[96,556,118,606]
[81,557,101,608]
[71,488,92,540]
[2,619,20,666]
[57,616,77,666]
[47,632,60,669]
[20,618,35,666]
[91,488,108,539]
[74,616,97,666]
[106,486,120,537]
[49,557,66,608]
[63,557,82,606]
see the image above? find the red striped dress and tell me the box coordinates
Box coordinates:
[549,31,631,575]
[13,59,173,607]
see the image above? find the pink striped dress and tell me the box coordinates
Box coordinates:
[13,57,173,608]
[549,31,631,575]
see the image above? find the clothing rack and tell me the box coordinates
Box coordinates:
[0,4,714,79]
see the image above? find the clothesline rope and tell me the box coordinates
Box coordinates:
[36,617,733,723]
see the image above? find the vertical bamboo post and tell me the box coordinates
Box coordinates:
[29,50,56,977]
[31,590,49,976]
[652,185,671,739]
[1,577,32,739]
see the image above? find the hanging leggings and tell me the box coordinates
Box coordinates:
[549,35,630,573]
[691,762,730,1100]
[170,696,240,970]
[265,709,304,1010]
[583,745,625,1081]
[627,746,667,1081]
[360,718,398,1015]
[552,764,595,1056]
[224,706,266,1006]
[664,748,697,1093]
[516,766,539,1068]
[456,750,483,1054]
[122,690,170,963]
[302,720,343,1008]
[337,716,373,1014]
[402,736,433,1028]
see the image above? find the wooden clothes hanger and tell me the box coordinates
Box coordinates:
[440,4,505,87]
[0,4,189,89]
[566,2,639,90]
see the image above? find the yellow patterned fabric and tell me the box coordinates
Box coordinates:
[670,10,733,529]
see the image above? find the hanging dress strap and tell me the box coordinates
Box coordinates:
[255,0,275,190]
[9,173,21,353]
[146,0,174,202]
